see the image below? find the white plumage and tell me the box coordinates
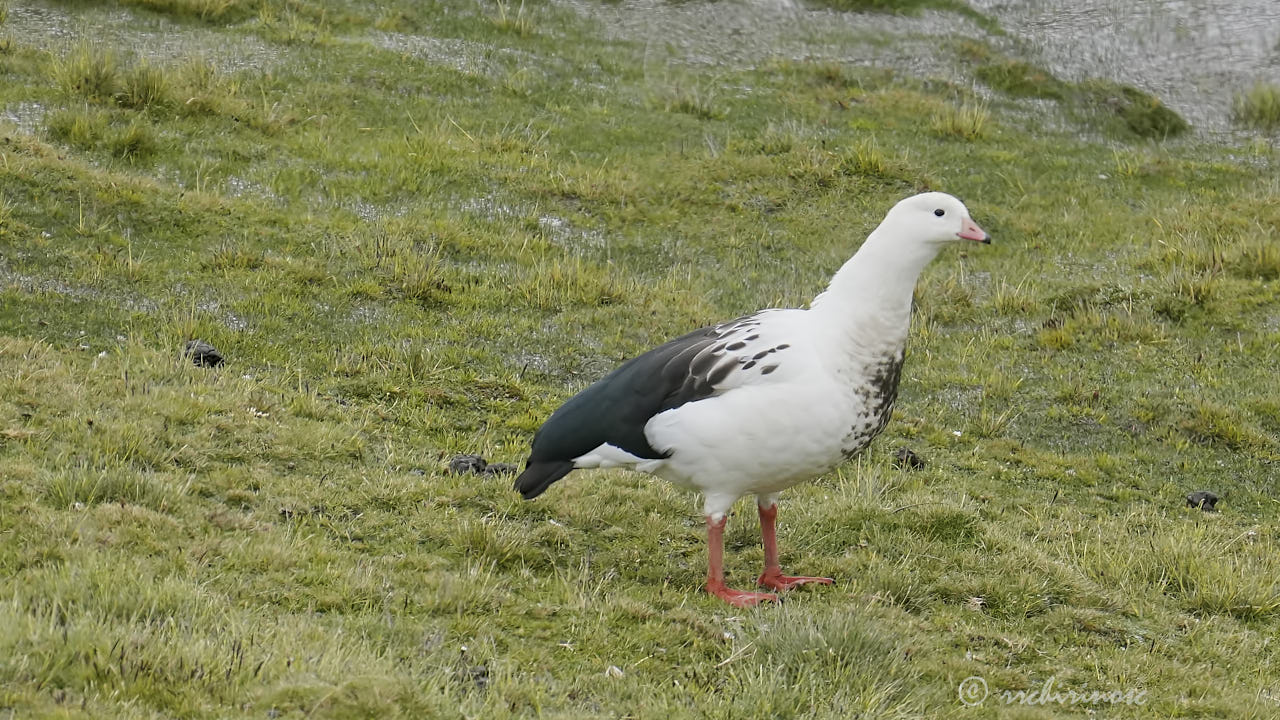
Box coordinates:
[516,191,989,607]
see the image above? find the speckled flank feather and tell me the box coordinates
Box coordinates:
[842,350,904,459]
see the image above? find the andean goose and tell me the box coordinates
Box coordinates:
[514,192,989,607]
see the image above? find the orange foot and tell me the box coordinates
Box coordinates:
[707,580,779,608]
[757,571,835,592]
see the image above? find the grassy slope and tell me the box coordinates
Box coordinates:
[2,0,1279,717]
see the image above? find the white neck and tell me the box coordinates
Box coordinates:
[809,228,943,353]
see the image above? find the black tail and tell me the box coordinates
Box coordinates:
[513,460,575,500]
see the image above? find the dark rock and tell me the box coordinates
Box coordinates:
[184,339,224,368]
[1186,490,1219,511]
[483,462,518,476]
[448,454,488,475]
[892,447,925,470]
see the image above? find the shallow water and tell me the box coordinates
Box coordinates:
[972,0,1280,133]
[7,0,1277,136]
[563,0,979,82]
[565,0,1280,134]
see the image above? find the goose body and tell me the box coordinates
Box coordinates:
[515,192,989,606]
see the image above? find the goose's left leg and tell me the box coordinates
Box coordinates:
[755,495,834,592]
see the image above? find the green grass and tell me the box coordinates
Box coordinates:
[930,99,990,140]
[1233,81,1280,131]
[960,40,1190,138]
[808,0,1001,33]
[2,0,1280,717]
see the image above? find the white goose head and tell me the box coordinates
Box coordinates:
[811,191,990,314]
[877,191,989,247]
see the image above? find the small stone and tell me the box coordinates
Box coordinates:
[448,454,487,475]
[892,447,925,470]
[483,462,519,476]
[1185,490,1219,511]
[184,339,224,368]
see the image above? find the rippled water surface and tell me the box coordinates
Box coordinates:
[972,0,1280,131]
[567,0,1280,133]
[7,0,1279,135]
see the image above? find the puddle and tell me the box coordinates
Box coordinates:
[0,102,48,135]
[457,195,606,249]
[0,257,159,315]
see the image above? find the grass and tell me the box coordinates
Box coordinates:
[930,100,990,140]
[960,40,1190,138]
[2,0,1280,717]
[488,0,535,38]
[1233,81,1280,131]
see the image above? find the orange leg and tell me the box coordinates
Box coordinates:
[756,503,834,592]
[705,515,778,608]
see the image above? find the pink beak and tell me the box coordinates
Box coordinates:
[958,217,989,243]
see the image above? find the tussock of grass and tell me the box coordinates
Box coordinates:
[45,106,109,148]
[1103,83,1190,139]
[1178,400,1274,453]
[107,120,158,160]
[118,60,170,110]
[43,50,293,167]
[840,137,910,181]
[130,0,244,22]
[1151,265,1217,320]
[51,44,121,103]
[962,41,1189,138]
[1070,520,1280,620]
[515,258,629,310]
[654,81,726,120]
[929,100,990,140]
[974,57,1066,100]
[46,108,160,160]
[487,0,535,38]
[1232,81,1280,131]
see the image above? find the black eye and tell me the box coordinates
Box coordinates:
[934,208,945,217]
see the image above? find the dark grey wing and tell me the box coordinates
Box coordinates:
[514,314,768,499]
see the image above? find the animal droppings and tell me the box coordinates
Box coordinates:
[893,447,926,470]
[1185,490,1219,511]
[184,339,224,368]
